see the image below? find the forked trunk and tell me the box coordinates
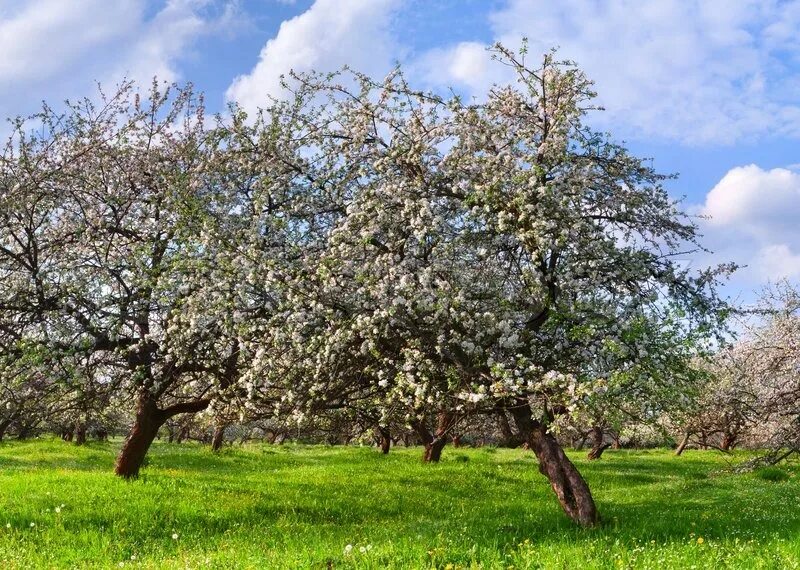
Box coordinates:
[115,393,164,478]
[509,404,599,527]
[115,392,210,478]
[587,426,610,460]
[211,424,226,452]
[412,411,453,463]
[675,432,690,456]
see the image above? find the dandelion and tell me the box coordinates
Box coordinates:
[697,537,704,545]
[29,522,35,528]
[55,507,61,514]
[172,533,179,540]
[344,544,353,555]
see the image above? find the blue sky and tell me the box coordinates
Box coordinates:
[2,0,799,304]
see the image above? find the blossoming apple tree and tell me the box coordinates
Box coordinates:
[240,45,732,526]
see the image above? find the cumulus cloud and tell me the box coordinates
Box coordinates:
[225,0,401,110]
[416,0,800,145]
[698,164,800,286]
[758,244,800,281]
[415,41,511,95]
[702,165,800,239]
[0,0,235,121]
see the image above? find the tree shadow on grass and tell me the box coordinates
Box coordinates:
[3,443,800,558]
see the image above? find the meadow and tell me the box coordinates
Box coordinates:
[0,441,798,569]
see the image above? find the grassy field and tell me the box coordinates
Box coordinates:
[0,441,798,569]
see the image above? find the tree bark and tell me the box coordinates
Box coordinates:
[377,425,391,454]
[211,423,226,452]
[675,432,690,456]
[74,420,87,446]
[497,410,523,448]
[412,411,453,463]
[720,432,736,452]
[587,426,610,460]
[0,419,11,442]
[176,425,189,444]
[509,403,599,527]
[115,392,209,478]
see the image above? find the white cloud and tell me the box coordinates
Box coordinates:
[416,0,800,145]
[758,244,800,281]
[0,0,234,122]
[415,41,511,94]
[697,164,800,288]
[226,0,401,110]
[702,165,800,239]
[0,0,140,85]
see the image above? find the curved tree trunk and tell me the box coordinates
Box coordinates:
[211,424,226,452]
[509,403,599,527]
[675,432,691,456]
[587,426,610,460]
[115,392,209,478]
[115,393,164,478]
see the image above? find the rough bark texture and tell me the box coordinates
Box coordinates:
[115,392,209,478]
[675,432,690,456]
[509,404,599,527]
[587,426,610,460]
[211,424,226,452]
[412,411,453,463]
[115,393,164,478]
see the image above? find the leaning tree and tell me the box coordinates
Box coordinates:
[241,45,731,526]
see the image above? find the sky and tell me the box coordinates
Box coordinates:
[1,0,799,305]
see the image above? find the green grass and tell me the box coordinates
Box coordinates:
[0,441,798,569]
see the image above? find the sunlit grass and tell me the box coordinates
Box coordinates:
[0,440,798,568]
